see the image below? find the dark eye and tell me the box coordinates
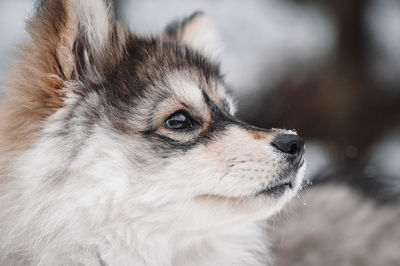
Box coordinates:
[165,111,195,130]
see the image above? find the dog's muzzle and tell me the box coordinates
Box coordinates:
[255,134,305,198]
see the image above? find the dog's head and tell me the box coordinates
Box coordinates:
[10,0,305,233]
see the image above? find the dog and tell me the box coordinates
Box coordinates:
[0,0,305,265]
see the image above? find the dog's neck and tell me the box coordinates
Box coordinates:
[94,220,271,266]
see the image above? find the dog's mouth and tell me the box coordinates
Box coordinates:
[255,180,293,198]
[255,158,304,198]
[196,179,295,205]
[197,159,305,202]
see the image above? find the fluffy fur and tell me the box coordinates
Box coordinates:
[0,1,306,265]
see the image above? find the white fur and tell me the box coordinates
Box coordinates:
[73,0,112,51]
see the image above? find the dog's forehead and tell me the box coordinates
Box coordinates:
[88,35,235,126]
[162,71,228,108]
[124,37,228,103]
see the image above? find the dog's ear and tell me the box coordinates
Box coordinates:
[9,0,126,111]
[28,0,117,79]
[163,12,222,59]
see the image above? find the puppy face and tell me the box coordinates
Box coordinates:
[12,0,306,233]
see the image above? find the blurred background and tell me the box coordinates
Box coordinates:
[0,0,399,203]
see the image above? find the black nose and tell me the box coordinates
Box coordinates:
[271,134,305,163]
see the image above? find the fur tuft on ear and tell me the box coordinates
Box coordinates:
[163,12,222,60]
[29,0,115,80]
[4,0,127,114]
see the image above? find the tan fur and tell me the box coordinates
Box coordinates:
[199,127,274,161]
[0,0,128,169]
[0,1,74,185]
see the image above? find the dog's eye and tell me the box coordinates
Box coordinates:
[165,111,195,130]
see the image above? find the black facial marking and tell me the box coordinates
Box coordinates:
[200,90,234,123]
[140,88,270,156]
[141,130,200,154]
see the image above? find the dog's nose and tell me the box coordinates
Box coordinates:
[271,134,305,163]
